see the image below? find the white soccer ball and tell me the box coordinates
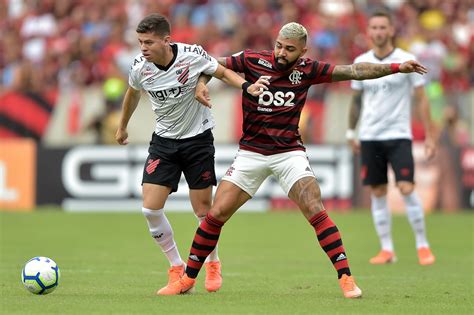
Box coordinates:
[21,257,60,295]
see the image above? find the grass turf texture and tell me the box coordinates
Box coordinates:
[1,210,472,314]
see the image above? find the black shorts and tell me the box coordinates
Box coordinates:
[360,139,414,186]
[142,129,217,193]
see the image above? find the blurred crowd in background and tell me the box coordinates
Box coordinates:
[0,0,473,145]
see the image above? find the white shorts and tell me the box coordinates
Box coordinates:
[222,149,316,196]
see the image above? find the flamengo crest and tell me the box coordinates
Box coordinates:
[289,70,302,85]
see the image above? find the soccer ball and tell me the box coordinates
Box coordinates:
[21,257,60,295]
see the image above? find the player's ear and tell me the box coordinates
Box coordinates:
[163,35,171,44]
[301,47,308,57]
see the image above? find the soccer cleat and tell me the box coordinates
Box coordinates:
[339,274,362,298]
[157,275,196,295]
[204,261,222,292]
[167,264,185,285]
[369,250,397,264]
[418,247,435,265]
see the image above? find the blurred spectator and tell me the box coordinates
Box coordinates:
[86,77,125,145]
[0,0,472,144]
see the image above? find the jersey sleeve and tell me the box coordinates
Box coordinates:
[309,61,335,84]
[225,50,247,73]
[408,72,425,88]
[128,64,141,90]
[195,45,218,75]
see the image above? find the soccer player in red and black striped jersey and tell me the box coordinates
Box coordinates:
[157,22,428,298]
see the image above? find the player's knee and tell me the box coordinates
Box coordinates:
[209,207,231,223]
[301,201,325,219]
[371,185,387,197]
[193,204,211,218]
[398,182,414,195]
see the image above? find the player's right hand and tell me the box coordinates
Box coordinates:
[115,128,129,145]
[347,139,360,155]
[247,76,271,96]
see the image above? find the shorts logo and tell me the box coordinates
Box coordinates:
[360,165,367,180]
[201,171,212,181]
[225,166,235,177]
[400,168,410,177]
[146,159,160,174]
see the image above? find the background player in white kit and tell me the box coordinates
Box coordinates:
[115,13,269,294]
[346,11,436,265]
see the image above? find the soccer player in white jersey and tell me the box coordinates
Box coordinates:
[346,11,436,265]
[115,13,269,294]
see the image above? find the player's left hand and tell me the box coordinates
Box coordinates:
[247,76,271,96]
[400,60,428,75]
[424,137,436,160]
[195,81,212,108]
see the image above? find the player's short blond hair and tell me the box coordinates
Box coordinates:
[278,22,308,43]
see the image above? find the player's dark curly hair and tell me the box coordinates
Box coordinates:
[136,13,171,36]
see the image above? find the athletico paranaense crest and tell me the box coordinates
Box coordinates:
[176,65,190,84]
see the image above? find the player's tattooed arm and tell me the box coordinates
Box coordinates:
[332,63,394,81]
[348,90,363,130]
[332,60,427,81]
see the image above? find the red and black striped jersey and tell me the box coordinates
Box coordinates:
[226,49,334,155]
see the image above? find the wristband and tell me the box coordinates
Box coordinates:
[241,81,251,92]
[345,129,356,140]
[390,63,400,73]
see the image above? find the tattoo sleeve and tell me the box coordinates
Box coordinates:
[348,90,363,129]
[332,63,394,82]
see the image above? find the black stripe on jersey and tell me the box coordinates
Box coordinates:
[176,101,202,138]
[311,61,319,78]
[321,64,330,76]
[242,106,302,120]
[231,57,239,71]
[242,119,299,131]
[242,129,299,143]
[240,139,302,151]
[156,96,197,138]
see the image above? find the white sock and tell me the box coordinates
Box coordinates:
[371,195,394,252]
[197,215,219,263]
[402,192,429,249]
[142,207,183,266]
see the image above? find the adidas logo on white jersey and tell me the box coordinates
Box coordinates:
[336,253,347,261]
[189,255,200,262]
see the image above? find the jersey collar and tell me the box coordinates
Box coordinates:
[372,48,396,61]
[153,44,178,72]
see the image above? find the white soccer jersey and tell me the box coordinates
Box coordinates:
[351,48,425,141]
[129,43,218,139]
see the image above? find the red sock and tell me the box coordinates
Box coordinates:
[186,213,224,278]
[309,210,351,278]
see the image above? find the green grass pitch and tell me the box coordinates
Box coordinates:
[1,209,473,314]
